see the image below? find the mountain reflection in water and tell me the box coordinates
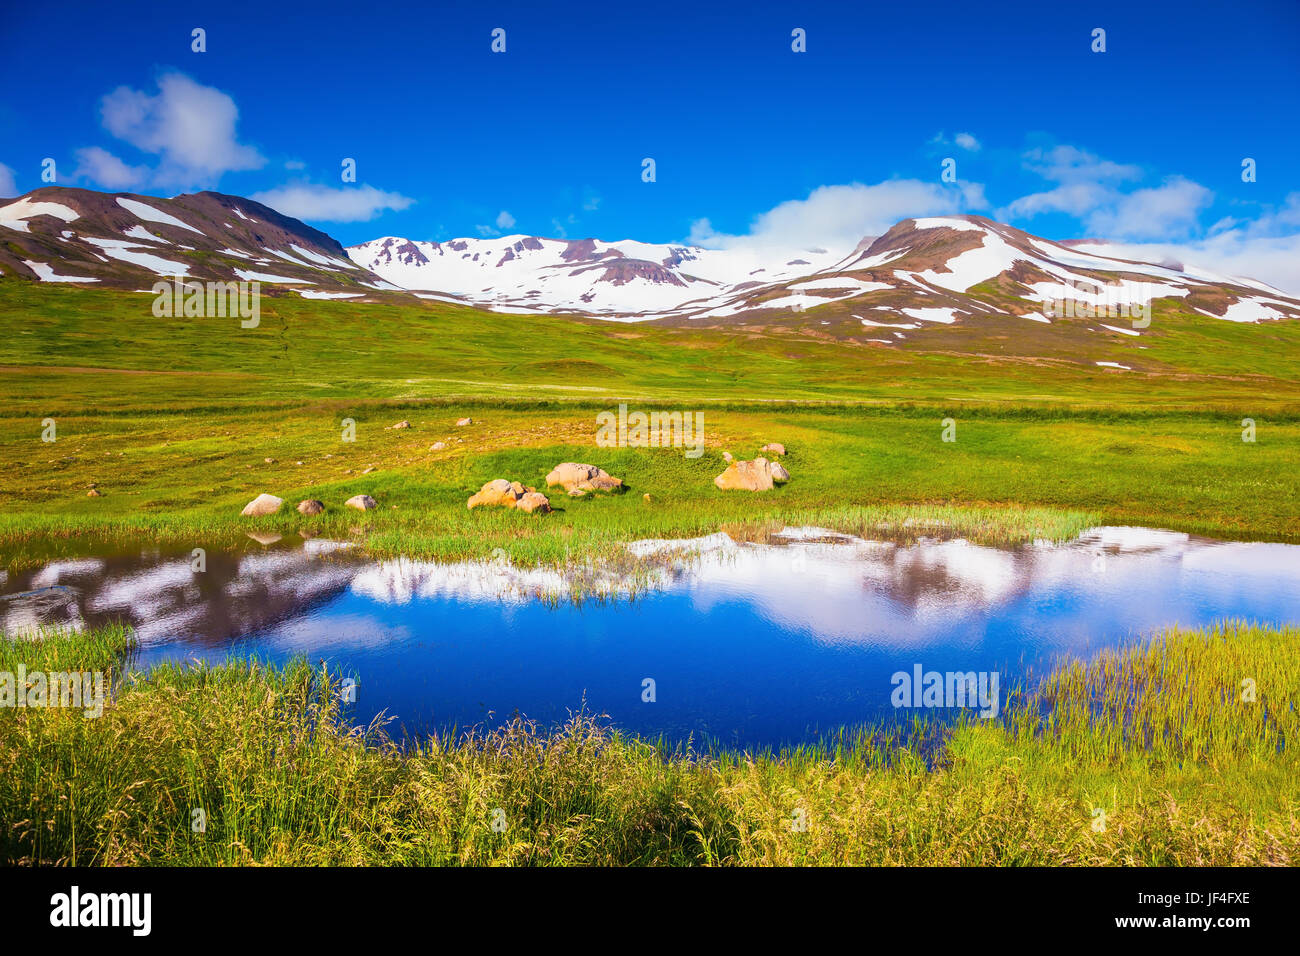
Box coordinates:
[3,527,1298,749]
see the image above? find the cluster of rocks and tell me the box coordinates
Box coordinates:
[466,463,627,513]
[239,493,376,516]
[466,480,551,514]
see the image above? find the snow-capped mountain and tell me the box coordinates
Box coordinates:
[350,217,1300,326]
[0,187,393,298]
[345,234,849,319]
[5,185,1297,330]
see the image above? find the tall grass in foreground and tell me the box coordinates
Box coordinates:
[1,621,1295,866]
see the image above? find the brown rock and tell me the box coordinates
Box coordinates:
[240,493,284,516]
[467,479,526,510]
[297,499,325,515]
[456,417,473,426]
[713,457,790,492]
[345,494,378,511]
[545,462,623,494]
[515,491,552,514]
[430,442,447,451]
[760,442,787,456]
[387,420,411,429]
[86,488,102,498]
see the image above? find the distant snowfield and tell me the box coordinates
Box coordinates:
[0,197,80,232]
[22,260,99,283]
[116,197,203,234]
[298,289,363,299]
[84,237,189,276]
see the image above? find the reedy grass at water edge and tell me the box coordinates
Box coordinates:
[1,620,1295,866]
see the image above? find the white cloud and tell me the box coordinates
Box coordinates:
[495,210,515,229]
[1084,232,1300,297]
[1022,145,1142,185]
[687,179,987,252]
[0,162,16,197]
[1003,145,1215,240]
[1085,176,1214,240]
[99,73,264,187]
[954,132,981,151]
[249,183,414,223]
[1073,193,1300,295]
[1002,181,1116,219]
[71,146,149,190]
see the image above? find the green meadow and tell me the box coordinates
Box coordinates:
[1,282,1297,570]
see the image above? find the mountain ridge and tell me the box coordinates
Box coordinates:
[4,187,1298,332]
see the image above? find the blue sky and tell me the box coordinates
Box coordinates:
[1,0,1297,285]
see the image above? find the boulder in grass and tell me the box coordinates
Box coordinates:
[515,491,552,514]
[713,457,790,492]
[387,420,411,430]
[467,479,527,510]
[345,494,378,511]
[241,493,284,516]
[545,462,623,494]
[297,499,325,515]
[430,442,447,451]
[760,442,787,456]
[456,417,473,426]
[87,488,102,498]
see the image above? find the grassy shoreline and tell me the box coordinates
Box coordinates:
[2,620,1295,866]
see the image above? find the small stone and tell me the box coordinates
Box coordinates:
[456,417,473,426]
[568,488,588,498]
[297,499,325,515]
[387,420,411,429]
[431,442,447,451]
[87,488,101,497]
[264,458,275,464]
[760,443,787,456]
[345,494,378,511]
[643,493,651,501]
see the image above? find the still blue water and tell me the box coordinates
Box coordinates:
[4,526,1298,749]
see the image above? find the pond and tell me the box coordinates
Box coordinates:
[3,526,1298,750]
